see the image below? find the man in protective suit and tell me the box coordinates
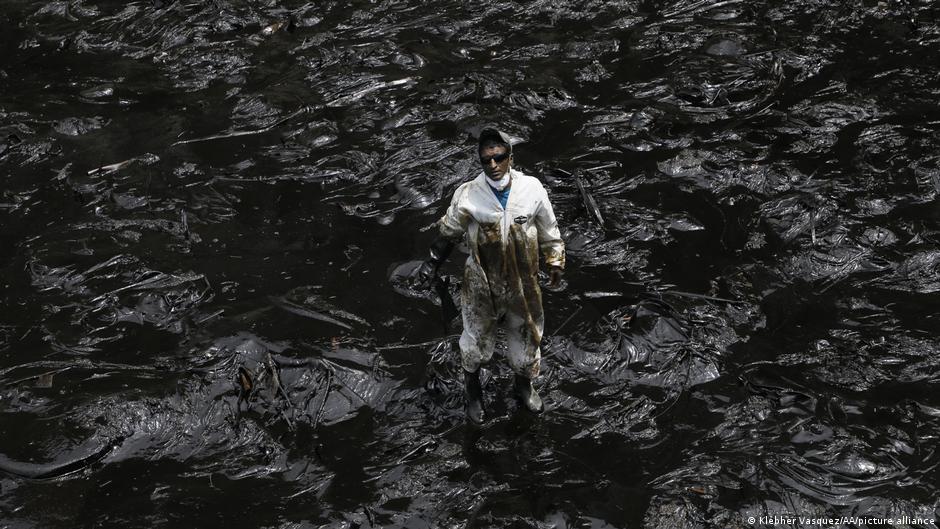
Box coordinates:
[417,128,565,424]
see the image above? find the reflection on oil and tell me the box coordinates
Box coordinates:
[2,0,940,527]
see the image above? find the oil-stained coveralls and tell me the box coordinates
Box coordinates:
[437,168,566,379]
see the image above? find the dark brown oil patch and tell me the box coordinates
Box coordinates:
[477,221,507,300]
[508,224,544,345]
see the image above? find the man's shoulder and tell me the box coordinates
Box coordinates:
[513,172,549,194]
[453,177,477,193]
[448,175,483,203]
[513,170,541,182]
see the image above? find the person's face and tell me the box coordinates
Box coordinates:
[479,145,511,180]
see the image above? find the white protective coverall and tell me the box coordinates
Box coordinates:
[437,168,565,378]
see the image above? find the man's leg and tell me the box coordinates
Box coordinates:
[459,304,497,373]
[459,296,497,424]
[503,311,544,413]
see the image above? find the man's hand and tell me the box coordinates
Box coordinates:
[412,236,455,290]
[548,266,563,289]
[413,259,438,290]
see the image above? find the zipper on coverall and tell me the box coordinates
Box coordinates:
[501,197,508,240]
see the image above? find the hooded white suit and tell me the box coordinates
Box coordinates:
[438,168,565,378]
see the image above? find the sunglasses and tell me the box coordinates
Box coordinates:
[479,151,511,165]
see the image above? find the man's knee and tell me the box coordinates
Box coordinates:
[506,345,540,377]
[459,331,495,370]
[510,356,540,379]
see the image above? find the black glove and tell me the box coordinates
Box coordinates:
[414,237,455,289]
[415,260,437,287]
[548,266,563,289]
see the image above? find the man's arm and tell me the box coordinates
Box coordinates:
[533,185,565,286]
[416,185,470,286]
[438,183,471,240]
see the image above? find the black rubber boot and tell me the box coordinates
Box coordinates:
[514,375,544,414]
[464,369,486,424]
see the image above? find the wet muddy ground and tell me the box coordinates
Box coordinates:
[2,0,940,527]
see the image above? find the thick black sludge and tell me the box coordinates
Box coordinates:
[2,1,939,527]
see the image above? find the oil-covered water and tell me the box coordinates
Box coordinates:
[2,1,939,527]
